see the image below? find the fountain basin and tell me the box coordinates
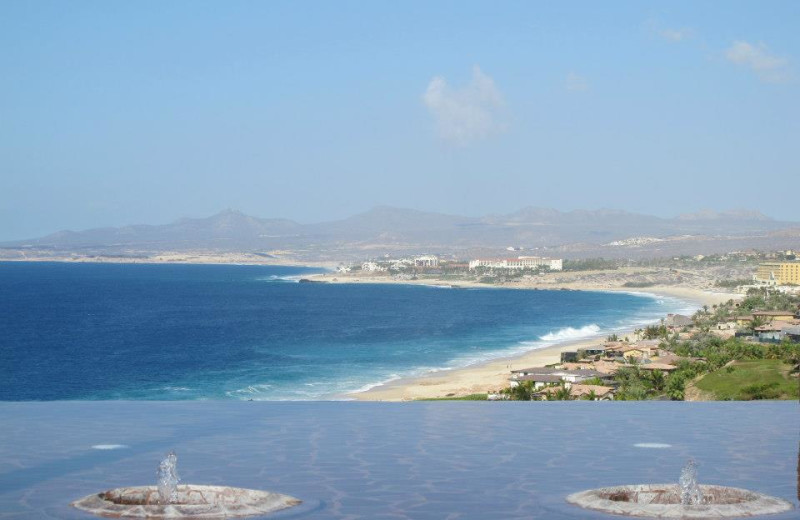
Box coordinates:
[72,485,301,518]
[567,484,793,518]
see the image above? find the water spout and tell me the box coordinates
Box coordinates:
[156,451,180,504]
[679,459,703,505]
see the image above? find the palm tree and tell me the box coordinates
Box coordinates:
[581,389,599,401]
[649,369,666,393]
[507,381,534,401]
[552,382,572,401]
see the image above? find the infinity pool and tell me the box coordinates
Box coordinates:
[0,402,797,519]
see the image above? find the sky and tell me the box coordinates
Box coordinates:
[1,1,798,240]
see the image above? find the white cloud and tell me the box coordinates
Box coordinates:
[725,41,789,83]
[658,28,692,42]
[422,66,505,145]
[643,18,692,43]
[565,72,589,92]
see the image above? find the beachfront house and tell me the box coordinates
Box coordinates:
[559,360,622,375]
[665,313,692,329]
[638,362,678,373]
[560,345,606,363]
[579,346,607,359]
[754,320,800,343]
[532,383,615,401]
[754,324,785,343]
[604,342,658,361]
[509,367,612,388]
[588,360,622,375]
[568,384,615,400]
[510,374,563,389]
[752,310,798,322]
[736,315,754,327]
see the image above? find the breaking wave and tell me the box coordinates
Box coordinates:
[540,324,601,342]
[259,274,303,283]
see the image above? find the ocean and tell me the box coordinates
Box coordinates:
[0,263,695,401]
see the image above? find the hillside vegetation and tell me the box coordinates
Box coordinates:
[694,360,799,400]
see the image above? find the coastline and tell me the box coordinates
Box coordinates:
[3,260,742,401]
[313,272,737,307]
[0,254,339,270]
[317,275,739,401]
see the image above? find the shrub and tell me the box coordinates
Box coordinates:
[740,382,781,400]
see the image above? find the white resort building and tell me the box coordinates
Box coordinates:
[361,262,386,272]
[413,255,439,268]
[468,256,563,271]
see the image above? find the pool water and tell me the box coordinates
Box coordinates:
[0,401,797,519]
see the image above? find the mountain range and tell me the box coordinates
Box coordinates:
[3,207,799,260]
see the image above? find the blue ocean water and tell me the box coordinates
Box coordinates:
[0,263,695,401]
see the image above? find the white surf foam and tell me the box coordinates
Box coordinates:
[92,444,129,450]
[348,374,403,395]
[257,274,311,283]
[540,324,601,342]
[225,384,274,398]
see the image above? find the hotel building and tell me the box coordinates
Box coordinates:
[468,256,563,271]
[754,262,800,286]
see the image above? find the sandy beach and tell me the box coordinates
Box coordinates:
[317,273,739,401]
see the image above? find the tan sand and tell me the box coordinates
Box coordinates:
[314,273,738,307]
[348,335,618,401]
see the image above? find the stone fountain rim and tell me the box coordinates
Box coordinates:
[71,484,301,519]
[566,483,794,519]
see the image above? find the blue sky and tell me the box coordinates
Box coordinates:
[1,1,798,239]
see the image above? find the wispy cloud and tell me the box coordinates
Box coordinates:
[725,41,789,83]
[422,66,505,146]
[644,18,693,43]
[565,72,589,92]
[658,27,692,42]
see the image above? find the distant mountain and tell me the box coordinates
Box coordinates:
[3,206,798,260]
[675,209,772,222]
[309,206,478,242]
[20,209,303,249]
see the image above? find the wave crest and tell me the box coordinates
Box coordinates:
[259,275,303,283]
[540,324,601,342]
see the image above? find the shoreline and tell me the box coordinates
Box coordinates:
[312,272,737,307]
[0,255,340,269]
[317,275,739,401]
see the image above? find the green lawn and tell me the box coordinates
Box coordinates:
[695,359,799,400]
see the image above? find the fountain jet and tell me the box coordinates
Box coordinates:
[157,451,180,504]
[679,459,703,506]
